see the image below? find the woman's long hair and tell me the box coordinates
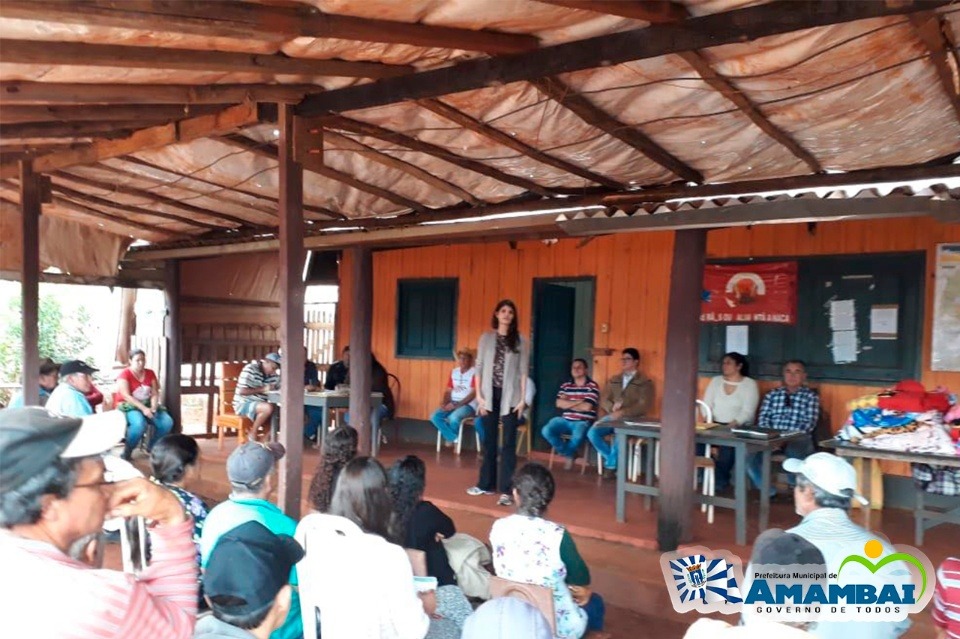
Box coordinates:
[722,351,750,378]
[388,455,426,545]
[150,434,199,485]
[329,456,393,540]
[490,299,520,353]
[514,462,555,518]
[307,426,358,512]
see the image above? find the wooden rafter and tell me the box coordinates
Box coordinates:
[531,77,701,183]
[321,115,554,197]
[910,12,960,122]
[0,0,538,55]
[322,129,483,205]
[0,82,316,105]
[216,133,428,214]
[296,0,948,116]
[116,156,342,221]
[54,169,263,229]
[535,0,686,23]
[0,104,228,124]
[1,120,159,140]
[0,39,411,79]
[416,98,625,189]
[676,52,822,173]
[0,103,258,179]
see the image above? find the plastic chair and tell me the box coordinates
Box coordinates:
[488,575,557,638]
[214,362,251,450]
[547,433,590,475]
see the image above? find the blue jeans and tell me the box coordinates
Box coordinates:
[587,417,617,469]
[746,434,816,493]
[541,417,590,458]
[583,592,606,631]
[124,408,174,456]
[304,406,324,439]
[430,405,476,443]
[344,404,389,425]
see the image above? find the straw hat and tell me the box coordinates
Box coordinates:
[454,346,476,359]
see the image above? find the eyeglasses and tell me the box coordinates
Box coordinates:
[74,479,116,493]
[620,357,635,362]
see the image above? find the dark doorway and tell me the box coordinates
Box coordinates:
[530,277,595,450]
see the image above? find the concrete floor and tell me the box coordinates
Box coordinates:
[116,437,949,638]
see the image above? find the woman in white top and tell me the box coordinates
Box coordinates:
[296,457,430,639]
[701,352,759,491]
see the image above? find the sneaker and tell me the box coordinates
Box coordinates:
[602,468,617,480]
[466,486,492,496]
[497,494,514,507]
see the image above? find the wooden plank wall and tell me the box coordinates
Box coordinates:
[337,218,960,475]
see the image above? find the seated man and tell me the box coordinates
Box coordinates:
[233,353,281,441]
[540,359,601,471]
[303,347,324,442]
[430,347,477,446]
[45,359,98,417]
[344,354,395,427]
[0,407,198,637]
[933,556,959,639]
[200,441,302,639]
[197,521,305,639]
[748,359,819,495]
[323,345,350,390]
[587,347,653,479]
[7,357,60,408]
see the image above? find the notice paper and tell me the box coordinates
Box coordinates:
[725,325,749,355]
[832,330,858,364]
[870,305,898,340]
[829,299,856,332]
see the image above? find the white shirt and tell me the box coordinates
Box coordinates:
[525,376,536,406]
[622,372,635,390]
[296,513,429,639]
[702,376,759,425]
[449,366,477,409]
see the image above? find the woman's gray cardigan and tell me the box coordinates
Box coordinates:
[475,330,529,417]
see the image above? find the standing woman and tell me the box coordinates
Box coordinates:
[467,299,529,507]
[700,351,759,491]
[114,348,174,460]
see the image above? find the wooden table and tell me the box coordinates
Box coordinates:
[820,438,960,545]
[267,390,384,454]
[614,420,806,545]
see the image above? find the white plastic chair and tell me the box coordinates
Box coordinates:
[434,416,482,455]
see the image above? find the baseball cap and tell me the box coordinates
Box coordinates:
[264,352,282,366]
[226,441,285,489]
[59,360,98,376]
[462,597,553,639]
[783,452,869,506]
[0,407,125,492]
[204,521,304,617]
[751,528,826,566]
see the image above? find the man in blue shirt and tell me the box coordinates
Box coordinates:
[45,360,97,417]
[200,442,301,639]
[7,358,60,408]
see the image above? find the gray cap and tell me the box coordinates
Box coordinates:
[226,442,285,489]
[264,352,282,366]
[462,598,552,639]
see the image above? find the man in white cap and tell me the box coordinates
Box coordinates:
[785,452,910,639]
[0,407,198,638]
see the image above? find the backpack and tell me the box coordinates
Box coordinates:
[442,533,492,599]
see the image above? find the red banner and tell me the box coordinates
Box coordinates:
[701,261,797,324]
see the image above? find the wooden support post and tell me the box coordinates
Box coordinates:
[277,103,306,518]
[19,160,40,406]
[163,260,182,428]
[349,246,373,456]
[657,229,706,551]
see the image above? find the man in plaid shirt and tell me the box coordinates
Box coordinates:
[747,359,819,495]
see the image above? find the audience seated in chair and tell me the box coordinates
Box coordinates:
[343,354,396,427]
[431,348,478,447]
[303,347,325,442]
[232,353,281,441]
[114,349,174,460]
[7,357,61,408]
[540,360,601,472]
[462,597,553,639]
[45,359,99,418]
[490,462,604,639]
[306,426,358,513]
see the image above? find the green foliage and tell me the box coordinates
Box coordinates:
[0,294,94,384]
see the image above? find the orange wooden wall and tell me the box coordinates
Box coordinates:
[337,217,960,473]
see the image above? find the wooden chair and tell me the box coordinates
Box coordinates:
[488,575,557,638]
[214,362,252,450]
[547,433,591,474]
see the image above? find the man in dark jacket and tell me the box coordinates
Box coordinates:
[323,346,350,390]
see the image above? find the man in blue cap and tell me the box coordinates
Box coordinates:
[196,521,304,639]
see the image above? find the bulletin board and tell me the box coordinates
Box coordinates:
[932,243,960,372]
[699,252,924,384]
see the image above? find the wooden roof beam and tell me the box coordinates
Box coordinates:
[0,82,316,105]
[296,0,948,116]
[910,12,960,123]
[322,129,483,206]
[416,98,625,189]
[0,0,538,55]
[1,120,163,140]
[321,115,555,197]
[0,104,228,124]
[531,77,701,183]
[535,1,687,23]
[0,39,411,79]
[216,133,428,214]
[54,169,264,229]
[0,103,258,179]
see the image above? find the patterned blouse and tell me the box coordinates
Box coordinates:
[160,482,208,565]
[492,334,507,389]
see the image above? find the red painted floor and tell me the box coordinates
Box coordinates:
[116,438,950,638]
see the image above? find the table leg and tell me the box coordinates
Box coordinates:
[372,400,382,457]
[644,436,655,511]
[759,449,771,533]
[734,442,747,546]
[270,408,280,443]
[915,491,924,546]
[318,400,330,450]
[616,431,626,523]
[862,457,873,530]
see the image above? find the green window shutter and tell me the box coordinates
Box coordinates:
[397,279,458,359]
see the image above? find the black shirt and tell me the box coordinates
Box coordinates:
[323,360,349,390]
[404,501,456,587]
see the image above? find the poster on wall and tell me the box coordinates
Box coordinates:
[701,261,797,324]
[932,243,960,372]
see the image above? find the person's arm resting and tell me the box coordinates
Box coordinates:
[560,530,590,587]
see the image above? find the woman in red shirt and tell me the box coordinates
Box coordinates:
[115,349,174,460]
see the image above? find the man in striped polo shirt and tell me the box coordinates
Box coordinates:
[541,359,601,470]
[233,353,281,441]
